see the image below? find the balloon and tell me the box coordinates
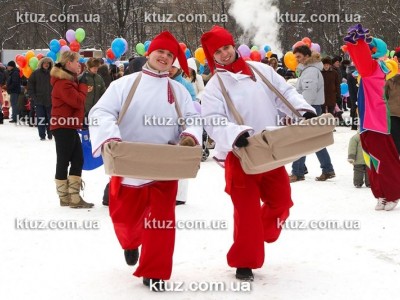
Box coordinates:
[36,53,44,60]
[284,51,298,71]
[194,48,206,65]
[193,101,201,114]
[60,45,70,53]
[179,42,187,52]
[340,83,349,95]
[135,43,145,56]
[251,46,259,51]
[390,50,395,58]
[25,50,35,62]
[185,48,191,59]
[29,57,39,70]
[70,41,80,52]
[266,51,273,58]
[199,64,204,75]
[66,29,76,43]
[22,66,32,78]
[341,45,348,53]
[310,43,321,53]
[75,28,85,43]
[259,49,266,58]
[121,38,128,55]
[111,38,125,57]
[19,68,23,78]
[106,48,116,60]
[56,52,60,62]
[250,51,261,61]
[16,55,27,68]
[385,59,398,80]
[46,51,57,61]
[302,37,312,47]
[263,45,271,52]
[238,44,251,58]
[243,57,251,61]
[144,40,151,51]
[292,41,306,50]
[49,39,61,53]
[59,39,67,46]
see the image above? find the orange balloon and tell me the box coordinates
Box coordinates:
[284,51,298,71]
[266,51,273,58]
[341,45,348,53]
[194,47,206,65]
[302,37,312,48]
[25,50,35,62]
[59,39,67,46]
[37,53,44,60]
[22,66,32,78]
[292,41,306,50]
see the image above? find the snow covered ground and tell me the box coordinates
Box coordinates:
[1,117,399,300]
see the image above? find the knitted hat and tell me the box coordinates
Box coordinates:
[7,61,16,68]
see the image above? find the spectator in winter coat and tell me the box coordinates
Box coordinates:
[290,45,336,182]
[6,61,21,122]
[321,57,341,115]
[384,73,400,154]
[185,57,205,99]
[348,132,370,188]
[346,64,359,130]
[28,57,53,140]
[169,59,196,100]
[97,64,112,89]
[200,25,315,282]
[50,51,94,209]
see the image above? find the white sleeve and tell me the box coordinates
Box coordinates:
[201,78,253,153]
[178,87,203,145]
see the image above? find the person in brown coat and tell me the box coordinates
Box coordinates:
[385,73,400,154]
[321,57,341,115]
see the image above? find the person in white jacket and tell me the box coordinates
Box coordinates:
[89,31,202,291]
[200,26,316,281]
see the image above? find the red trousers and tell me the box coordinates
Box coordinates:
[360,131,400,201]
[109,177,178,279]
[224,153,293,269]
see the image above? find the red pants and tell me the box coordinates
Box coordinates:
[109,177,178,279]
[224,153,293,269]
[360,131,400,201]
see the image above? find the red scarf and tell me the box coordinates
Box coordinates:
[216,54,253,77]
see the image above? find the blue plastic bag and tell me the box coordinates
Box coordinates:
[78,130,103,171]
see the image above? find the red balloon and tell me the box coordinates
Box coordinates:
[16,55,27,68]
[19,68,23,78]
[70,41,80,52]
[106,48,115,60]
[179,42,187,52]
[59,39,67,46]
[301,37,312,47]
[243,57,251,61]
[292,41,306,50]
[37,53,44,60]
[250,51,261,62]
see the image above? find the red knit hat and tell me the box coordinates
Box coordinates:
[200,26,235,73]
[148,31,189,76]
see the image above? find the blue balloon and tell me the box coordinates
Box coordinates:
[144,40,151,51]
[111,38,125,58]
[47,51,57,61]
[263,45,271,52]
[199,64,204,75]
[185,48,191,59]
[49,39,61,53]
[340,83,349,95]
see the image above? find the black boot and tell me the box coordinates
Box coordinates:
[102,182,110,206]
[143,278,165,292]
[236,268,254,281]
[124,249,139,266]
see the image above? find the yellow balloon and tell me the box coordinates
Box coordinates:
[284,51,298,71]
[266,51,273,58]
[22,66,32,78]
[385,59,398,80]
[25,50,35,62]
[194,47,206,65]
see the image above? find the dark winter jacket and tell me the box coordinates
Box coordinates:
[6,68,21,94]
[50,65,87,130]
[385,74,400,118]
[125,56,147,75]
[27,57,53,107]
[97,65,112,88]
[0,67,7,86]
[78,71,106,114]
[321,67,340,107]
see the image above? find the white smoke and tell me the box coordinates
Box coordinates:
[229,0,281,55]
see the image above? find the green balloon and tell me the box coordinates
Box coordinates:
[29,57,39,70]
[136,43,145,55]
[390,50,395,58]
[56,52,60,62]
[251,46,259,51]
[75,28,86,43]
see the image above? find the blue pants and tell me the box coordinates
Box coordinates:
[36,105,52,139]
[10,93,18,122]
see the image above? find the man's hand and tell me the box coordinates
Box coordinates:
[179,136,196,147]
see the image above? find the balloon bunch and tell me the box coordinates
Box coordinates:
[237,44,270,62]
[292,37,321,53]
[15,51,44,78]
[283,37,321,72]
[106,37,128,64]
[194,47,206,74]
[47,28,86,62]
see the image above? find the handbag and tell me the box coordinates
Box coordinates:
[102,72,202,180]
[79,129,104,171]
[216,64,335,174]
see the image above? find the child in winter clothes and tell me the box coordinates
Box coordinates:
[348,132,370,188]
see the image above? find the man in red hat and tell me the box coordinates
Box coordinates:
[201,26,316,281]
[89,31,202,291]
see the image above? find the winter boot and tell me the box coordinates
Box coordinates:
[236,268,254,281]
[124,249,139,266]
[68,175,94,209]
[55,179,70,206]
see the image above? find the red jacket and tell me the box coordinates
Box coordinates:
[50,66,87,130]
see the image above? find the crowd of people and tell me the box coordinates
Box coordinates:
[1,23,400,292]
